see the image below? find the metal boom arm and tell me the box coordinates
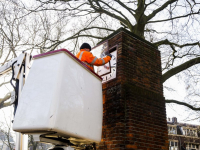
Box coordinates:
[0,51,32,150]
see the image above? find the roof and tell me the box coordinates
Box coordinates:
[167,121,199,128]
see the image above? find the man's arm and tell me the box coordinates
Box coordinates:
[85,52,111,66]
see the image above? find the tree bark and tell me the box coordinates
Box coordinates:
[0,92,11,109]
[166,99,200,111]
[162,57,200,83]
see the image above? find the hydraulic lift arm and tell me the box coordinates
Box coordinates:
[0,51,32,150]
[0,52,31,105]
[0,52,31,79]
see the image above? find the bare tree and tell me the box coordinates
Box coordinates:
[0,125,15,150]
[27,0,200,113]
[0,110,15,150]
[28,135,52,150]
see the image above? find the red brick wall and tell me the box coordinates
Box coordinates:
[97,29,168,150]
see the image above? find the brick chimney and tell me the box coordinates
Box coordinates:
[97,28,168,150]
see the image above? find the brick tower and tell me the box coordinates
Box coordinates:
[97,28,168,150]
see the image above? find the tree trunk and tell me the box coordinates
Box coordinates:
[132,23,145,38]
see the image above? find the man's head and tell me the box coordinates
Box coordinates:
[80,43,91,52]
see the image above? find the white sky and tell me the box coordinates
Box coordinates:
[164,76,200,125]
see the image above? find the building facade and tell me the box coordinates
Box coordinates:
[168,117,200,150]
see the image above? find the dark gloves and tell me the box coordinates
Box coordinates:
[105,51,112,58]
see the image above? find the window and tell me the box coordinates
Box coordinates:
[168,126,177,134]
[186,143,199,150]
[169,141,178,150]
[183,128,197,137]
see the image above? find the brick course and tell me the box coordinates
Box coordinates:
[98,28,168,150]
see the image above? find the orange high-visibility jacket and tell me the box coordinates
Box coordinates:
[76,49,111,71]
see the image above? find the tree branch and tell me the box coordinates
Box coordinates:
[145,0,156,8]
[115,0,136,16]
[0,92,11,109]
[153,39,200,48]
[42,27,114,50]
[0,81,10,88]
[148,10,200,23]
[147,0,178,21]
[87,0,131,28]
[97,0,133,29]
[166,99,200,111]
[162,57,200,83]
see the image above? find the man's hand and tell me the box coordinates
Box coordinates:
[105,51,112,58]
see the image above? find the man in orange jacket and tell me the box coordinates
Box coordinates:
[76,43,112,71]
